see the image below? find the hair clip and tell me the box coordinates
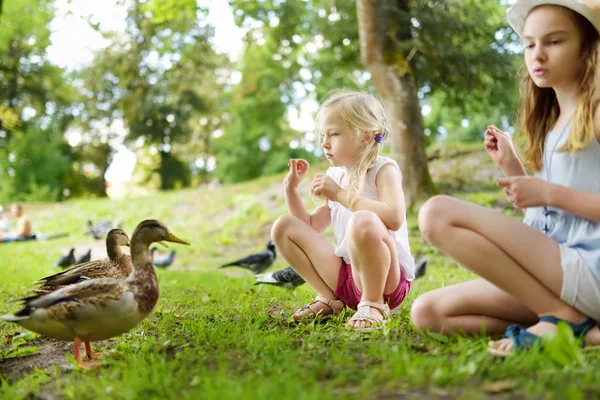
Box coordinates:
[374,133,384,143]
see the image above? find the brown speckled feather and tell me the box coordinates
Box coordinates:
[33,229,132,294]
[34,254,132,293]
[41,281,127,320]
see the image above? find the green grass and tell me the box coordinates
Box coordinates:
[1,149,599,399]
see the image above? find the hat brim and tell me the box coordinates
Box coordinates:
[507,0,600,37]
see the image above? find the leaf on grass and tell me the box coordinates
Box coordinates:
[481,379,518,393]
[427,331,449,344]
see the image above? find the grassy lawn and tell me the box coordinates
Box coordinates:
[1,147,599,399]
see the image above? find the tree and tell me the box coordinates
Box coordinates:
[356,0,434,204]
[230,0,519,206]
[77,0,227,190]
[0,0,76,201]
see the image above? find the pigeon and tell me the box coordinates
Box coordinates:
[150,247,176,268]
[254,256,429,290]
[85,219,122,240]
[75,248,92,265]
[255,265,305,289]
[54,248,76,269]
[414,256,428,279]
[219,240,276,274]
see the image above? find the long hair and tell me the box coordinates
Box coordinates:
[520,6,600,172]
[315,89,388,207]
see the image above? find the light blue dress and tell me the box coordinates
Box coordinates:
[523,125,600,279]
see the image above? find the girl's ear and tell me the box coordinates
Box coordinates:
[361,131,374,145]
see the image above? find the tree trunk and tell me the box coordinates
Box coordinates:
[356,0,435,208]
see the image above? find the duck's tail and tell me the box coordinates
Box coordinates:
[0,314,29,322]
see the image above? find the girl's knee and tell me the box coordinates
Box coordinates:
[418,195,454,244]
[271,214,297,244]
[411,293,443,331]
[347,210,381,244]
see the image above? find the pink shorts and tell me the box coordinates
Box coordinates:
[333,260,411,310]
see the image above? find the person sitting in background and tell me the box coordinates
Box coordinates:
[0,206,9,233]
[0,203,33,243]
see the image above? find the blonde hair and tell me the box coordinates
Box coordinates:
[520,6,600,172]
[315,89,388,207]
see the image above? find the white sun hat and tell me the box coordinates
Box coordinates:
[507,0,600,37]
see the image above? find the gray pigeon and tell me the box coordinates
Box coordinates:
[255,265,304,289]
[414,256,428,279]
[254,256,429,290]
[75,248,91,264]
[85,219,122,240]
[54,248,76,269]
[150,247,176,268]
[219,240,276,274]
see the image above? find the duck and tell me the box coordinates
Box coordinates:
[33,229,132,294]
[1,220,190,369]
[54,248,76,269]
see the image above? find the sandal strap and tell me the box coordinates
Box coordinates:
[315,296,345,314]
[356,301,390,319]
[504,324,542,351]
[539,316,598,342]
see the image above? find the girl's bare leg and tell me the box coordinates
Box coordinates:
[418,196,600,352]
[346,210,401,329]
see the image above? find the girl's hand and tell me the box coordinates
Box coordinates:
[497,176,552,208]
[485,126,518,168]
[284,159,309,191]
[311,173,342,201]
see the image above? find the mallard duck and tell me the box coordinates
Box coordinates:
[33,229,132,294]
[1,220,190,370]
[54,248,76,268]
[218,240,276,274]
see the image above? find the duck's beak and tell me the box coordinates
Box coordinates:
[125,240,131,247]
[165,231,190,246]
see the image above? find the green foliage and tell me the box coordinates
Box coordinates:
[0,125,70,203]
[215,35,316,183]
[77,0,227,190]
[229,0,521,152]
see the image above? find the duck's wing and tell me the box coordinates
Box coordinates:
[36,259,113,286]
[18,278,129,319]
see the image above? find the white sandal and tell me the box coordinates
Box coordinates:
[346,301,390,332]
[292,295,345,322]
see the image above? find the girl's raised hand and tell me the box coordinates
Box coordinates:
[311,173,342,202]
[284,159,309,191]
[485,126,518,168]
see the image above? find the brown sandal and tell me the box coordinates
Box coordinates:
[292,295,345,322]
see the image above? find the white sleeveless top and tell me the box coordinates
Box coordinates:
[326,156,415,280]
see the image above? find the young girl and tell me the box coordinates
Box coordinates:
[271,89,415,331]
[411,0,600,355]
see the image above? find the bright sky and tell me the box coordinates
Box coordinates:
[47,0,246,183]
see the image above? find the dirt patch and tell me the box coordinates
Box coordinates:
[0,337,72,381]
[0,337,111,381]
